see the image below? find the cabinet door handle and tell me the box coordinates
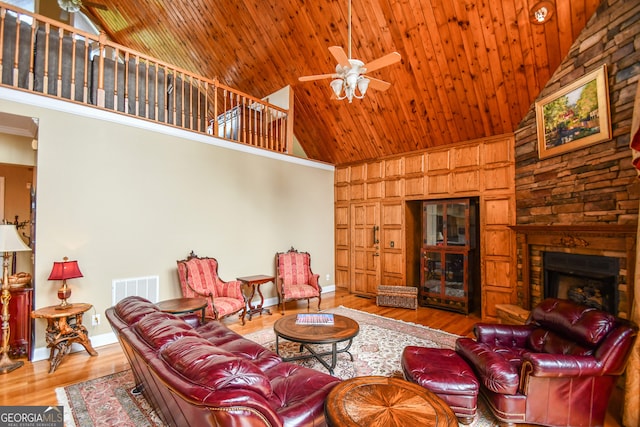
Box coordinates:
[373,225,380,245]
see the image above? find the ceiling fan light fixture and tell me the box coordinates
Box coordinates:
[58,0,82,13]
[298,0,399,103]
[330,79,344,98]
[357,77,370,96]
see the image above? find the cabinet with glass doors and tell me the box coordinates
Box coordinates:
[419,198,478,314]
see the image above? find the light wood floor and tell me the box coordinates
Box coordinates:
[0,289,623,426]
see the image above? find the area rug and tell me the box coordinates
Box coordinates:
[57,306,498,426]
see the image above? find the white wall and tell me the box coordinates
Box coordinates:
[0,88,335,354]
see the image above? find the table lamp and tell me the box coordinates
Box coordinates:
[48,257,83,310]
[0,223,32,374]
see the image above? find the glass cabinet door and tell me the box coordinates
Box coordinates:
[423,204,444,246]
[422,251,442,294]
[445,202,467,246]
[443,252,465,297]
[421,252,466,296]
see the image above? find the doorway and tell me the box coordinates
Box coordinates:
[0,111,37,276]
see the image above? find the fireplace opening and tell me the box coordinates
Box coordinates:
[543,252,618,315]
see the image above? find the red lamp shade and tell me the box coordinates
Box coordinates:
[48,259,83,281]
[48,257,82,309]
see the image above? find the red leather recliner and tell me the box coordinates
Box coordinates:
[456,298,638,427]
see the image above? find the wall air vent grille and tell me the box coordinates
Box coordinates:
[112,275,159,305]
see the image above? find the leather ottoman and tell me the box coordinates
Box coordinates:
[401,346,479,425]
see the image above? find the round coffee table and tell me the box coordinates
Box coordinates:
[325,376,458,427]
[273,313,359,375]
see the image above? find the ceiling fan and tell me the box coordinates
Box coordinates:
[298,0,401,103]
[57,0,107,14]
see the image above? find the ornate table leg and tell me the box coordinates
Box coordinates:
[43,314,98,373]
[71,313,98,356]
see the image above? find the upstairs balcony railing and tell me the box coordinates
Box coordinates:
[0,2,292,154]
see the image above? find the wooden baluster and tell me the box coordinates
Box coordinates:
[96,32,106,108]
[70,31,77,100]
[153,62,158,121]
[81,38,89,103]
[56,27,63,96]
[213,78,219,136]
[120,50,127,113]
[42,23,50,94]
[28,22,35,91]
[0,9,5,85]
[134,54,140,117]
[12,12,21,88]
[144,58,149,119]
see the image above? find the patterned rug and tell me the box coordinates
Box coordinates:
[57,306,498,426]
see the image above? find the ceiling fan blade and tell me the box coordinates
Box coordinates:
[367,77,391,92]
[299,73,338,82]
[328,46,350,68]
[364,52,401,73]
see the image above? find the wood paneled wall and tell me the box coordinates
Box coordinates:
[335,134,516,320]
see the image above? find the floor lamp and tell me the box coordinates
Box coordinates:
[0,224,31,374]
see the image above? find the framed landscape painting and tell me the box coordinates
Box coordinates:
[535,65,611,159]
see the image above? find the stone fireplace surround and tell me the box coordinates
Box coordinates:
[511,225,636,319]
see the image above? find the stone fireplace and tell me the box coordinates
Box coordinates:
[512,225,636,319]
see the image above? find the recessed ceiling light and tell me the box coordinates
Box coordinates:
[530,1,555,24]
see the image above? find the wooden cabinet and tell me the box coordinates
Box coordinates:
[335,135,516,319]
[419,199,478,314]
[8,286,32,359]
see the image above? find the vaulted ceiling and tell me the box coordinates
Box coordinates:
[76,0,599,165]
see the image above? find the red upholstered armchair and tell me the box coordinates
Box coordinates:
[176,251,247,324]
[275,247,321,315]
[456,298,638,427]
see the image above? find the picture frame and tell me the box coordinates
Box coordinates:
[535,65,611,159]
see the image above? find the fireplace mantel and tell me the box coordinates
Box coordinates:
[511,224,636,236]
[510,224,637,313]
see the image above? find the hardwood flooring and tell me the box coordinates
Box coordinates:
[0,289,623,426]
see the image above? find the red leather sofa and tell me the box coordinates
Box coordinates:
[106,296,341,427]
[456,298,638,427]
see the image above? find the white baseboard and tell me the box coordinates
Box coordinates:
[30,285,337,362]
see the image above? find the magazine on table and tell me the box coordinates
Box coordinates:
[295,313,335,325]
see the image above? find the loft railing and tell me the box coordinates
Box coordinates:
[0,2,291,154]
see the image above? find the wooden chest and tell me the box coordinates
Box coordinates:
[376,285,418,310]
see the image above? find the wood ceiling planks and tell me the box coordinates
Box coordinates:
[79,0,600,165]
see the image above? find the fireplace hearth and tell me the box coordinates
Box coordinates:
[543,252,618,315]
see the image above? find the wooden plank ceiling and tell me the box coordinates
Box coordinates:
[77,0,600,165]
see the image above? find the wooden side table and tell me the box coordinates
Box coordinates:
[31,303,98,373]
[156,297,208,324]
[325,376,458,427]
[237,275,274,320]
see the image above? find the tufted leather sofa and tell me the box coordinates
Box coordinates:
[456,298,638,427]
[106,296,341,427]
